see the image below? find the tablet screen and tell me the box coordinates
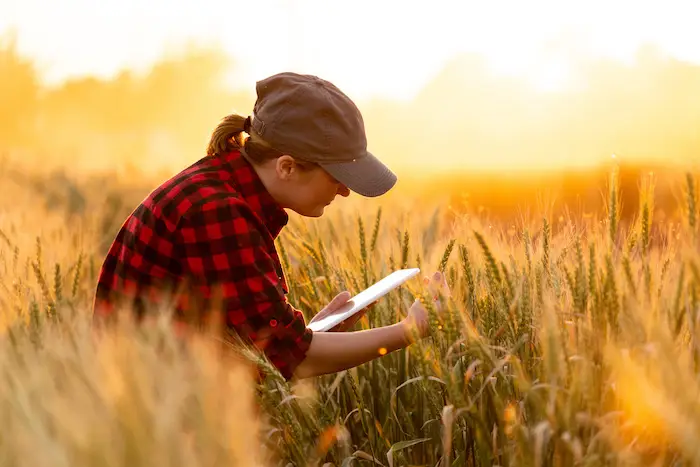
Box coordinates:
[307,268,420,332]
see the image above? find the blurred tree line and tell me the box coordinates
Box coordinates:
[0,32,253,176]
[0,34,39,148]
[1,31,699,180]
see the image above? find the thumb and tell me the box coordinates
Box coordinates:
[324,291,352,312]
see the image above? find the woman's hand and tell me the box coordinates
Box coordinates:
[293,270,453,380]
[425,270,451,301]
[309,271,450,334]
[308,291,377,332]
[402,271,451,339]
[403,299,429,339]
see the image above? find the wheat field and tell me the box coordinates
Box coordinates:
[1,158,699,467]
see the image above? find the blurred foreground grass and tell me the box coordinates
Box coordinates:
[1,161,700,466]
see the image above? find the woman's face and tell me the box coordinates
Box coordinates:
[271,156,351,217]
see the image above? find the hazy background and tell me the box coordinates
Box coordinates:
[2,0,699,221]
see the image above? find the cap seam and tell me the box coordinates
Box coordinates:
[318,83,334,159]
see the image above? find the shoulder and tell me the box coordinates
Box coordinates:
[143,156,247,225]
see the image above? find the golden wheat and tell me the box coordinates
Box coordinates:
[1,162,700,466]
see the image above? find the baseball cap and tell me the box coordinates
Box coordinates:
[248,72,397,198]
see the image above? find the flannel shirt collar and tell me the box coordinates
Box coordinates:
[221,149,289,238]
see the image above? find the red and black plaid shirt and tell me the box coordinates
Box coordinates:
[93,149,313,380]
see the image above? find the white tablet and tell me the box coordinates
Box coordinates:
[307,268,421,332]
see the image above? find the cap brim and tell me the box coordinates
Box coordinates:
[319,151,397,197]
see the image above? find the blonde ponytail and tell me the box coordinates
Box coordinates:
[206,114,248,157]
[206,113,294,166]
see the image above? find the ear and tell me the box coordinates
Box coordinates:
[275,155,297,180]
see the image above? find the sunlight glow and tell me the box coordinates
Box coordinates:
[529,61,572,93]
[3,0,700,101]
[2,0,700,174]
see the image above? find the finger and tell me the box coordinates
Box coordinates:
[441,273,452,295]
[350,307,367,322]
[436,271,451,294]
[428,271,451,299]
[322,291,351,312]
[333,290,352,303]
[340,316,359,330]
[331,308,365,332]
[314,291,351,322]
[427,272,440,298]
[349,307,369,326]
[424,272,450,312]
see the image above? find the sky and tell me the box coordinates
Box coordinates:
[2,0,700,101]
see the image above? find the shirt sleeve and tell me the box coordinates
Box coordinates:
[176,197,313,380]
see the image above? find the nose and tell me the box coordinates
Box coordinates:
[337,183,350,197]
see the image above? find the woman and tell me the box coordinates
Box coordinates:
[93,72,443,381]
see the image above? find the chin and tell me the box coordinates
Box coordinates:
[309,206,325,217]
[294,205,325,218]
